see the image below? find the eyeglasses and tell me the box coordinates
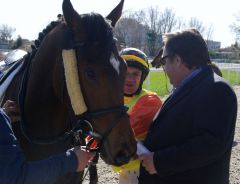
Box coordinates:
[160,55,171,66]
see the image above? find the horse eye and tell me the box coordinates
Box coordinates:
[85,69,96,79]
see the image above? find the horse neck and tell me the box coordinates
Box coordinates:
[24,39,69,135]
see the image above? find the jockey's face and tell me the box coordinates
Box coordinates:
[124,66,142,95]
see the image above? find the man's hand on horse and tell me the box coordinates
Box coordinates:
[3,100,21,123]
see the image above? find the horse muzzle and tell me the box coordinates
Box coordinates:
[99,138,137,166]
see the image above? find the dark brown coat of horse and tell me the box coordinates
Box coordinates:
[1,0,136,183]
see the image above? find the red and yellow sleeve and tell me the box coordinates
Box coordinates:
[112,94,162,173]
[129,94,162,141]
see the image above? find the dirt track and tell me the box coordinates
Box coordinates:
[83,86,240,184]
[230,86,240,184]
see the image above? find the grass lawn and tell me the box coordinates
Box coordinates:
[142,71,170,97]
[222,70,240,85]
[143,69,240,97]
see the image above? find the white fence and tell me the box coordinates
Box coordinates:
[145,63,240,89]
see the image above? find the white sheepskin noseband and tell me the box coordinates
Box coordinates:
[62,49,87,115]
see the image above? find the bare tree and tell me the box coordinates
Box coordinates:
[147,7,160,33]
[114,17,129,48]
[139,7,159,56]
[175,17,186,31]
[230,13,240,42]
[115,8,208,57]
[205,24,214,41]
[0,24,16,41]
[144,7,178,56]
[188,17,205,35]
[126,11,148,49]
[159,8,177,34]
[114,14,147,51]
[131,10,147,25]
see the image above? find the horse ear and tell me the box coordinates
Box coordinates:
[106,0,124,27]
[62,0,79,27]
[151,47,163,68]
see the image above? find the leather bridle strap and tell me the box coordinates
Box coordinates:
[78,105,129,152]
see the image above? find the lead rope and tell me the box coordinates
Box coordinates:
[82,166,90,182]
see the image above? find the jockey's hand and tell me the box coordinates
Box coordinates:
[73,147,95,172]
[138,152,158,175]
[2,100,20,122]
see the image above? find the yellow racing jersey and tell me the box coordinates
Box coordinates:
[112,89,162,172]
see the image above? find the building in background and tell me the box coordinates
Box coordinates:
[206,40,221,51]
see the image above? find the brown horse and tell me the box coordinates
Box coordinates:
[1,0,136,183]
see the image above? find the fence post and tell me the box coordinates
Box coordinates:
[146,74,150,90]
[236,70,239,85]
[227,70,230,83]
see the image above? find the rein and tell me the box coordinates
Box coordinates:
[75,105,128,151]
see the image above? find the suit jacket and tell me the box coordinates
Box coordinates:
[139,66,238,184]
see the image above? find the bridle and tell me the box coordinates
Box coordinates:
[17,29,128,154]
[64,35,129,152]
[70,105,129,152]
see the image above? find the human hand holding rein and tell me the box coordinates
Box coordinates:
[73,147,95,172]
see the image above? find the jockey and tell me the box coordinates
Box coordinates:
[112,48,163,184]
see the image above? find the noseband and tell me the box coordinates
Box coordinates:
[72,105,128,152]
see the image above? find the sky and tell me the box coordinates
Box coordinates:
[0,0,239,48]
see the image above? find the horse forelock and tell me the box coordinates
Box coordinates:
[78,13,114,61]
[81,13,112,42]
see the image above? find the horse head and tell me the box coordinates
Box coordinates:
[2,0,136,172]
[56,0,136,166]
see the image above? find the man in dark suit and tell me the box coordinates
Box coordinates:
[138,28,238,184]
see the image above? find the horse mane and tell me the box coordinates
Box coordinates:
[30,20,61,51]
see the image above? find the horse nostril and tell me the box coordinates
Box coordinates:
[114,150,131,166]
